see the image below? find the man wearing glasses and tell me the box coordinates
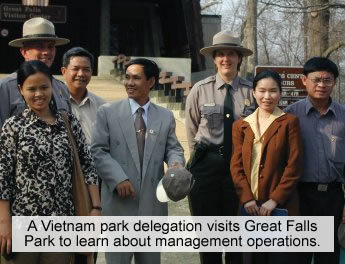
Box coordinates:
[285,57,345,264]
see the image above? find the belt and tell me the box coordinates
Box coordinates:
[207,144,224,156]
[298,182,342,192]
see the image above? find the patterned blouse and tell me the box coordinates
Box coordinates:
[0,109,98,216]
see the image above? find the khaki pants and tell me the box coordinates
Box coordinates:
[1,252,72,264]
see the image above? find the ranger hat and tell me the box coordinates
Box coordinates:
[9,17,70,47]
[200,30,253,57]
[156,167,194,203]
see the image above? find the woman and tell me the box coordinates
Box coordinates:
[230,70,303,263]
[0,60,101,264]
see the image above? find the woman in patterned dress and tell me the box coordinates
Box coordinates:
[0,60,101,264]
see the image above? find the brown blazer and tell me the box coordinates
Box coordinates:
[230,113,303,215]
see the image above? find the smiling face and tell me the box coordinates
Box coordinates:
[19,72,53,115]
[61,56,92,93]
[20,40,56,68]
[253,77,281,114]
[213,49,241,80]
[124,64,155,106]
[302,71,335,103]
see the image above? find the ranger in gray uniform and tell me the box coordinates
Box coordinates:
[185,30,255,264]
[0,17,70,129]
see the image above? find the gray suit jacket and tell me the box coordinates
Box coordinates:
[91,99,184,216]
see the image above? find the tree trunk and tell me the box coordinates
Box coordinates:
[303,0,309,61]
[240,0,257,80]
[309,0,329,57]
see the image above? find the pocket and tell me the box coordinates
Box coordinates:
[328,135,345,162]
[201,105,223,135]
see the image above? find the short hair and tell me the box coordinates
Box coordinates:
[303,57,339,79]
[253,70,282,92]
[62,47,94,69]
[17,60,57,113]
[17,60,52,87]
[125,58,160,85]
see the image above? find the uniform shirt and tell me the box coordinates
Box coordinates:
[244,107,285,199]
[285,97,345,183]
[0,72,70,130]
[0,109,98,216]
[70,90,106,145]
[185,73,255,152]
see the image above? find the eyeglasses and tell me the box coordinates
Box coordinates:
[309,77,335,86]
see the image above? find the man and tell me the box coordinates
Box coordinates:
[285,57,345,264]
[0,17,70,129]
[185,30,255,264]
[61,47,106,145]
[91,58,184,264]
[61,46,105,264]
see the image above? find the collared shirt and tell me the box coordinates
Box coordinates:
[0,109,98,216]
[285,97,345,183]
[0,72,70,130]
[244,107,285,199]
[185,73,255,152]
[70,90,106,145]
[129,98,151,127]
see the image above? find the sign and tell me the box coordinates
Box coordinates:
[255,66,307,108]
[0,3,66,23]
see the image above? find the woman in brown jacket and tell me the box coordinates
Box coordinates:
[230,70,303,263]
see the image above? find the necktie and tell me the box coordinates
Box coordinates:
[223,83,234,163]
[135,107,146,172]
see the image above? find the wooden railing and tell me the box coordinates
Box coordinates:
[112,56,193,102]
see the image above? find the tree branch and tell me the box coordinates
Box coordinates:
[322,40,345,57]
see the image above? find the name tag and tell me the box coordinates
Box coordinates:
[204,103,215,107]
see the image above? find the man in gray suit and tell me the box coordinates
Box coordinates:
[91,58,185,264]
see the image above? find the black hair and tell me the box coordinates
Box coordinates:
[125,58,160,87]
[253,70,282,92]
[62,47,94,69]
[17,60,57,113]
[303,57,339,79]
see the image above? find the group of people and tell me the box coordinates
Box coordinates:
[0,16,343,264]
[185,30,345,264]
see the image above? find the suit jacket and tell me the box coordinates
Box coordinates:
[91,99,184,216]
[230,113,303,215]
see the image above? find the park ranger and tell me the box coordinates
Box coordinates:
[185,30,255,264]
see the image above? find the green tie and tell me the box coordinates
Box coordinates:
[223,83,234,163]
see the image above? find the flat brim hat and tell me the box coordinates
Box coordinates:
[9,17,69,47]
[200,30,253,57]
[156,167,194,203]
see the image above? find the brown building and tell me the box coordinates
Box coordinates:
[0,0,205,74]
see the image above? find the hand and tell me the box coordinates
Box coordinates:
[89,209,102,217]
[244,200,260,216]
[0,217,12,255]
[116,180,136,199]
[260,199,278,216]
[169,161,182,169]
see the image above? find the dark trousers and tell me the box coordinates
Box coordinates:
[297,182,344,264]
[188,150,242,264]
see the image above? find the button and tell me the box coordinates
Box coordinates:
[259,174,263,178]
[260,164,264,168]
